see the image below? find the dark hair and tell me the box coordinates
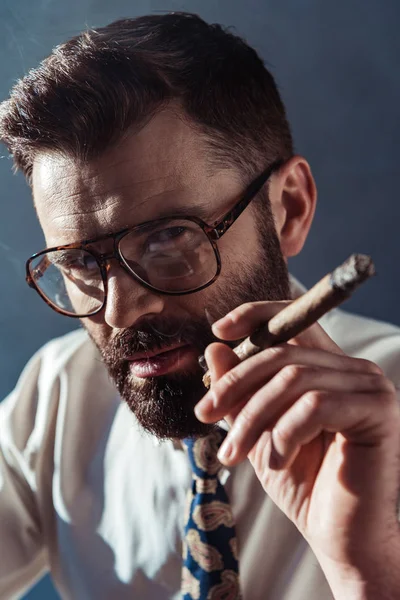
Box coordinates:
[0,12,293,183]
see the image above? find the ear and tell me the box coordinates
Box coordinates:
[269,156,317,258]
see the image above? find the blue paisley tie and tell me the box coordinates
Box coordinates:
[181,429,241,600]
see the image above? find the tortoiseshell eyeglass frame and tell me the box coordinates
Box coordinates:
[25,160,283,318]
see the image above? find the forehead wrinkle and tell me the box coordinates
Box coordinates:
[46,190,217,245]
[48,180,189,222]
[78,162,180,188]
[86,179,187,204]
[48,188,212,229]
[88,154,181,178]
[49,201,216,247]
[48,197,122,223]
[38,152,182,197]
[39,164,187,222]
[44,183,203,242]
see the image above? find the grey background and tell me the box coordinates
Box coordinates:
[0,1,398,598]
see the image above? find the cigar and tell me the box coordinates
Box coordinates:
[201,254,375,389]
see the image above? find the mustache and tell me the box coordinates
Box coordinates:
[103,315,219,363]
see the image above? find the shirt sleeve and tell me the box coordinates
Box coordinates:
[0,351,49,599]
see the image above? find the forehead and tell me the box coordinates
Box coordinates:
[32,108,239,247]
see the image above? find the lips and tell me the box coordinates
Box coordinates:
[127,343,197,378]
[126,343,188,361]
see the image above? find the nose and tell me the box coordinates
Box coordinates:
[103,262,165,329]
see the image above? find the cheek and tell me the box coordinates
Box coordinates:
[217,224,260,273]
[168,229,261,319]
[174,273,237,324]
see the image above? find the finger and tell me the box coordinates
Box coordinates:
[199,343,242,426]
[204,342,240,386]
[271,387,399,469]
[212,300,345,355]
[212,301,289,340]
[195,343,383,423]
[217,367,392,466]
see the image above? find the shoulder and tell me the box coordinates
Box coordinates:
[7,329,99,401]
[3,328,90,402]
[28,329,101,378]
[1,329,115,450]
[33,328,95,373]
[320,308,400,387]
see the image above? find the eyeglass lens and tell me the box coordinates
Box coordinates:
[28,219,218,316]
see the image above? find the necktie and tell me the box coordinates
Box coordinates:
[181,429,241,600]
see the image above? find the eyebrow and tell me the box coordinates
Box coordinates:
[49,201,219,250]
[149,202,215,223]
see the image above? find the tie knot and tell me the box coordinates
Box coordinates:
[183,429,227,478]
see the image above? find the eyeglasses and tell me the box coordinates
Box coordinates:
[26,161,282,318]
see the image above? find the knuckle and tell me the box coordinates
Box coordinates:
[358,358,384,375]
[279,364,305,386]
[369,373,396,394]
[379,383,398,407]
[236,403,257,430]
[381,378,397,395]
[377,392,400,430]
[274,424,292,444]
[256,345,288,369]
[222,369,240,389]
[214,369,240,400]
[301,390,326,414]
[265,344,289,362]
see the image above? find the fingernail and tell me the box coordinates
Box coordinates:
[198,354,208,372]
[218,440,233,464]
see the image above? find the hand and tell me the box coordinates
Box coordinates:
[195,301,400,581]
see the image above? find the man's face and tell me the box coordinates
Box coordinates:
[32,108,289,439]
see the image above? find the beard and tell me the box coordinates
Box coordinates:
[87,203,290,440]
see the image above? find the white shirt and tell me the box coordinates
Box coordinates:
[1,279,400,600]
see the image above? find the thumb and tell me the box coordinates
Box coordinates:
[204,343,241,428]
[204,342,240,386]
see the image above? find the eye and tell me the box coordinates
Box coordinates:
[51,252,98,274]
[146,226,187,251]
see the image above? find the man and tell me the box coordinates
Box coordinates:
[0,12,399,600]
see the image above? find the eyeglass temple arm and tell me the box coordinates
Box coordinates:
[212,162,282,239]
